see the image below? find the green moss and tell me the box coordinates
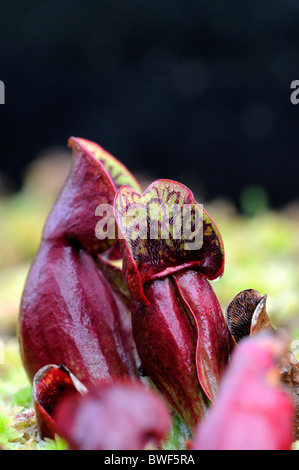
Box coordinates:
[0,409,23,449]
[34,435,69,451]
[162,411,191,450]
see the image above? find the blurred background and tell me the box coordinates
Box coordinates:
[1,0,299,206]
[1,0,299,395]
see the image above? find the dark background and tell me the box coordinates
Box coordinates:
[0,0,299,209]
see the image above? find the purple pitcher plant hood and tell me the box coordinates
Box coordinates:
[19,137,142,388]
[32,364,171,450]
[191,332,295,450]
[113,179,231,432]
[33,364,87,440]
